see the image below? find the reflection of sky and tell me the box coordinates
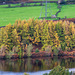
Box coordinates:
[0,70,51,75]
[0,68,75,75]
[69,68,75,73]
[0,71,23,75]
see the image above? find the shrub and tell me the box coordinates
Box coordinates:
[26,44,33,57]
[24,73,29,75]
[45,45,52,52]
[52,47,59,55]
[12,46,18,53]
[0,45,7,54]
[35,48,39,53]
[6,51,15,59]
[43,65,72,75]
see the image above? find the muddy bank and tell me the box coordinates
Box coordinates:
[0,50,75,59]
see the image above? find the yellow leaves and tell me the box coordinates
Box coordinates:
[21,20,26,26]
[34,37,40,43]
[6,23,11,27]
[29,37,34,41]
[65,35,70,41]
[55,45,57,47]
[67,42,69,46]
[25,23,28,26]
[0,18,75,52]
[17,19,21,26]
[71,25,75,34]
[65,36,67,39]
[55,33,58,38]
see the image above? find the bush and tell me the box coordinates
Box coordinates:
[0,45,7,54]
[26,44,33,57]
[52,47,59,55]
[43,65,72,75]
[35,48,39,53]
[24,73,29,75]
[45,45,52,52]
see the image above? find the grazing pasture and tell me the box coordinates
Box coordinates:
[0,3,58,26]
[0,3,75,26]
[58,4,75,18]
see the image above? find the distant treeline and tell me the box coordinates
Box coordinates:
[0,0,75,3]
[0,0,28,3]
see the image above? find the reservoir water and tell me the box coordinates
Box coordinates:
[0,56,75,75]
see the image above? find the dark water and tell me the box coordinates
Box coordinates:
[0,56,75,72]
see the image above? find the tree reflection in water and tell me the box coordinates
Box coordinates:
[0,56,75,72]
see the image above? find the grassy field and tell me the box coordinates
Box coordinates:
[58,4,75,18]
[0,4,41,26]
[0,3,58,26]
[0,3,75,26]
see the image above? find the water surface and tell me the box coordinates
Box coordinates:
[0,56,75,75]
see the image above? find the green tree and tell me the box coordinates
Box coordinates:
[43,65,72,75]
[26,44,33,57]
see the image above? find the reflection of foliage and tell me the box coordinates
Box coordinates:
[53,56,58,62]
[27,58,32,71]
[0,57,75,72]
[35,60,39,64]
[60,58,75,68]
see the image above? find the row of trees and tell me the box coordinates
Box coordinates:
[0,18,75,56]
[0,0,29,2]
[0,0,75,2]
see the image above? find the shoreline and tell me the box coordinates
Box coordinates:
[0,50,75,59]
